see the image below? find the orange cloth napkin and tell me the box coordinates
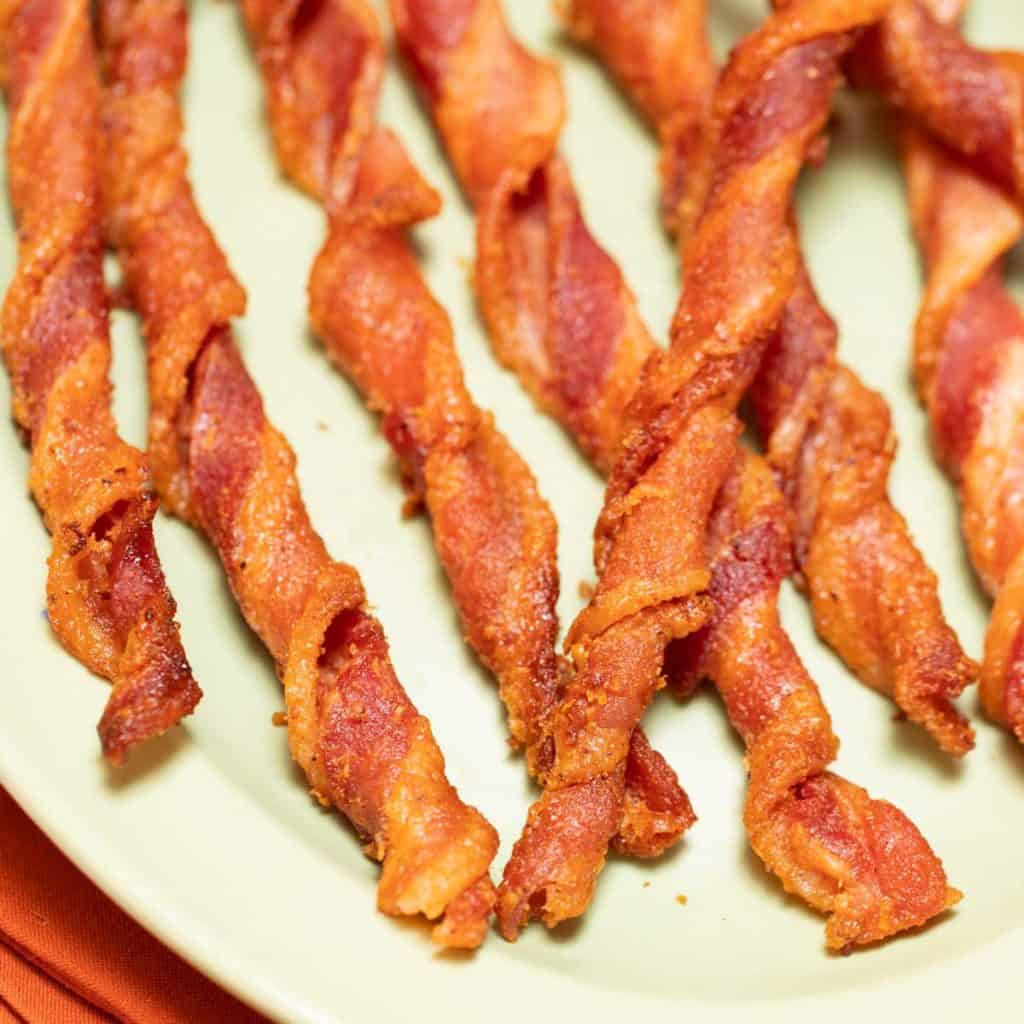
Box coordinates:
[0,787,268,1023]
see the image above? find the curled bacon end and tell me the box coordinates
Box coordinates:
[2,0,201,762]
[99,0,498,944]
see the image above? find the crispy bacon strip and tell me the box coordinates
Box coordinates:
[419,0,958,947]
[395,0,906,937]
[97,0,497,947]
[0,0,201,762]
[871,0,1024,741]
[563,0,976,756]
[238,0,694,859]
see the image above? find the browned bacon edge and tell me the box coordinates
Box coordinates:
[390,0,961,942]
[0,0,201,762]
[562,0,976,757]
[861,0,1024,741]
[97,0,497,948]
[238,0,695,860]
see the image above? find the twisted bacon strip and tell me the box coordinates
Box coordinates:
[97,0,497,947]
[864,0,1024,740]
[563,0,976,756]
[238,0,694,859]
[397,0,933,938]
[0,0,201,762]
[403,0,957,947]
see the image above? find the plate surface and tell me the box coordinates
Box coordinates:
[1,2,1022,1021]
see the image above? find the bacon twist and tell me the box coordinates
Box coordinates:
[396,0,925,938]
[859,0,1024,741]
[0,0,201,762]
[405,0,958,947]
[238,0,694,859]
[564,0,976,756]
[97,0,497,947]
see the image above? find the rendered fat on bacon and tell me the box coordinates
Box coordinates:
[238,0,695,860]
[857,0,1024,741]
[0,0,201,761]
[391,0,960,942]
[563,0,976,757]
[96,0,497,947]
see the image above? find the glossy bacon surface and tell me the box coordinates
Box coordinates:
[884,0,1024,740]
[97,0,497,947]
[564,0,976,756]
[0,0,201,762]
[396,0,912,938]
[239,0,694,858]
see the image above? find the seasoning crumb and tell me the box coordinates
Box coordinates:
[578,580,595,600]
[642,881,651,889]
[675,894,688,907]
[316,420,329,432]
[272,711,288,727]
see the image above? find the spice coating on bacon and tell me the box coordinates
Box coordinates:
[884,0,1024,741]
[0,0,201,762]
[396,0,897,937]
[240,0,693,858]
[564,0,976,756]
[97,0,497,946]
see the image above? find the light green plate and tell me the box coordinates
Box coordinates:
[0,2,1021,1021]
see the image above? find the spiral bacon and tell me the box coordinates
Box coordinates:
[97,0,497,948]
[238,0,695,859]
[396,0,931,938]
[563,0,976,756]
[400,0,958,947]
[0,0,201,762]
[865,0,1024,741]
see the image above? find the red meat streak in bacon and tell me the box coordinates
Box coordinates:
[97,0,497,947]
